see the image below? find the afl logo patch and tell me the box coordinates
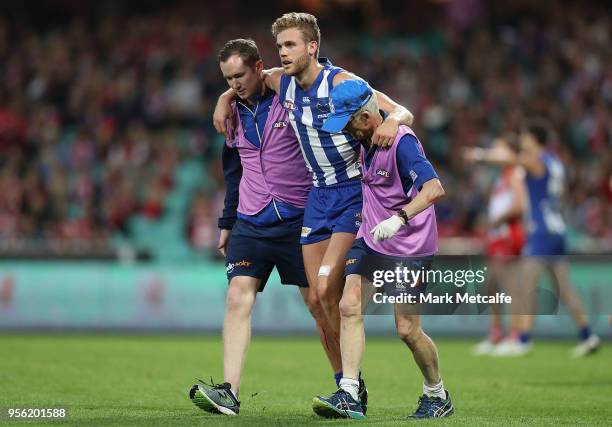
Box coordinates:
[284,100,296,111]
[273,121,288,129]
[376,169,391,178]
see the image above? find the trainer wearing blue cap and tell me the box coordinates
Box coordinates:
[313,79,453,420]
[320,79,374,133]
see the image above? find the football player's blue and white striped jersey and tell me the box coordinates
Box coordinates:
[279,58,361,187]
[525,151,567,237]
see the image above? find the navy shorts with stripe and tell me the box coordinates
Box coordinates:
[345,238,433,297]
[300,180,363,244]
[226,217,308,292]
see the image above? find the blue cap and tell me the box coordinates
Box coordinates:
[322,79,374,133]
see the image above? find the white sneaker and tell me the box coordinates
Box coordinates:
[490,339,532,357]
[472,339,498,356]
[571,334,601,358]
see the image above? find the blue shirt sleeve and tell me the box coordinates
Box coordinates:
[396,134,438,191]
[217,143,242,230]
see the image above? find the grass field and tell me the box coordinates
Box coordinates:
[1,335,610,426]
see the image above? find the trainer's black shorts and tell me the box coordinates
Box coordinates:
[225,217,308,292]
[344,238,433,298]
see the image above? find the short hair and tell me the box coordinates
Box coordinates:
[271,12,321,50]
[524,118,552,146]
[217,38,261,67]
[348,92,378,129]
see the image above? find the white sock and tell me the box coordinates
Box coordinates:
[339,377,360,401]
[423,379,446,399]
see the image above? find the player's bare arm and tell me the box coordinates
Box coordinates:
[371,178,445,242]
[261,67,283,94]
[213,88,237,139]
[463,144,513,165]
[333,71,414,147]
[464,142,545,177]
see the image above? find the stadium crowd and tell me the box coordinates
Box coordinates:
[0,0,609,256]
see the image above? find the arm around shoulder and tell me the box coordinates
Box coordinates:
[262,67,283,94]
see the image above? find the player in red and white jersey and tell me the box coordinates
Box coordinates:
[486,165,525,259]
[467,136,526,355]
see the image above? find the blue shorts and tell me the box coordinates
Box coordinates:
[524,233,566,257]
[226,218,308,291]
[344,238,433,297]
[300,180,362,245]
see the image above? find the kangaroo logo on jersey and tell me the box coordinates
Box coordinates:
[273,120,288,129]
[376,169,391,178]
[316,101,331,113]
[284,99,296,111]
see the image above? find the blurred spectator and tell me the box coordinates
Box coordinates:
[187,190,221,253]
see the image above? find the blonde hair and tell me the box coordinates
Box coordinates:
[271,12,321,51]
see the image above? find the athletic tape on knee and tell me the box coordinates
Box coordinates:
[318,265,331,277]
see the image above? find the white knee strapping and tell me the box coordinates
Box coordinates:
[318,265,331,276]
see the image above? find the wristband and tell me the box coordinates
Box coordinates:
[396,209,409,225]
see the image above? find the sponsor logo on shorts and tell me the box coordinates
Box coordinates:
[273,120,288,129]
[284,100,296,111]
[376,169,391,178]
[235,260,251,267]
[301,227,312,237]
[226,260,252,274]
[346,258,357,266]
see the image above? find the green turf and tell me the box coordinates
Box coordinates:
[0,335,610,426]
